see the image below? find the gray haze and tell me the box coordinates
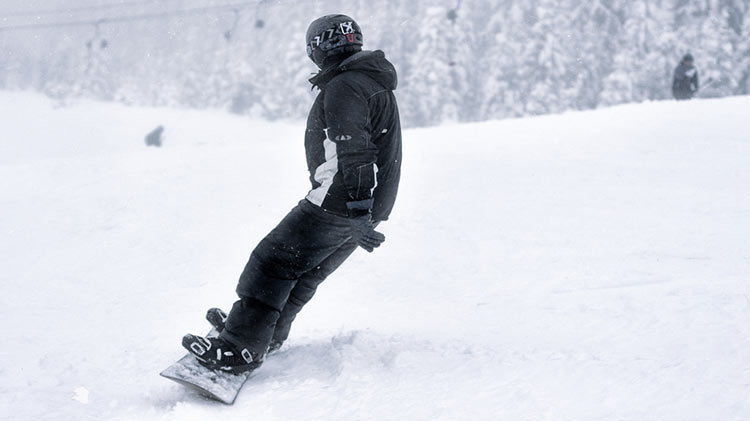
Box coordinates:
[1,0,748,127]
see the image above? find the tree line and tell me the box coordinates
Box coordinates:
[1,0,747,127]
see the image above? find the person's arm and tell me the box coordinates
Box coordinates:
[324,77,378,214]
[692,69,699,92]
[324,77,385,252]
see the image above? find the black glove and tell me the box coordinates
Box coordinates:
[347,200,385,252]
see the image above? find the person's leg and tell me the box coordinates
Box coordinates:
[271,237,358,348]
[219,200,352,356]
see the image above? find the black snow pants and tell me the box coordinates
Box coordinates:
[219,199,358,356]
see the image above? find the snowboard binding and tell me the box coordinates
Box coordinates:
[204,307,284,355]
[181,333,261,374]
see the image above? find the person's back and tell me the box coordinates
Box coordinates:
[305,50,401,222]
[673,54,699,100]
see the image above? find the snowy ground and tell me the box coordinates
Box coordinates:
[1,91,749,420]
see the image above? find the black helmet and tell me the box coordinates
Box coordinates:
[306,14,363,67]
[683,53,694,62]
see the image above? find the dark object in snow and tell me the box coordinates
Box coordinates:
[673,53,699,100]
[175,15,402,385]
[145,126,164,147]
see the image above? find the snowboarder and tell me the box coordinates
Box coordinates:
[672,53,699,100]
[182,14,402,373]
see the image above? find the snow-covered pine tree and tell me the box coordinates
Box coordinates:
[601,0,676,104]
[674,0,750,98]
[1,0,748,125]
[479,0,532,119]
[402,3,472,126]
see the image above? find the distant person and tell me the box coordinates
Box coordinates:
[672,54,699,100]
[145,126,164,147]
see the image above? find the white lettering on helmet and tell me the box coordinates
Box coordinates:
[339,22,354,34]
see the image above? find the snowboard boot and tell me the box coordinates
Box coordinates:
[206,307,284,355]
[182,334,263,374]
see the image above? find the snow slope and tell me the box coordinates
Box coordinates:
[1,92,749,420]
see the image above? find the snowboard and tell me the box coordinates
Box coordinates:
[160,328,253,404]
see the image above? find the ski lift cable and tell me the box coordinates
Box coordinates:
[3,0,171,18]
[0,0,272,32]
[0,1,260,31]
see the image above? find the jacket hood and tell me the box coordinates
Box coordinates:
[309,50,398,90]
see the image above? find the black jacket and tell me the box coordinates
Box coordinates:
[672,63,699,100]
[304,50,402,222]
